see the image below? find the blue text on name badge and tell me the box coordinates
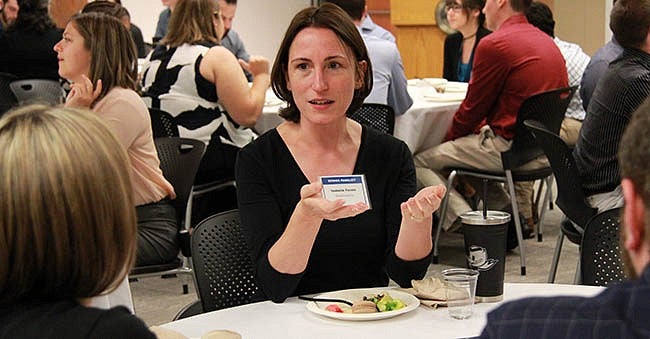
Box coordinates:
[321,176,363,185]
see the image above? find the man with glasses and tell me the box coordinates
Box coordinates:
[414,0,567,237]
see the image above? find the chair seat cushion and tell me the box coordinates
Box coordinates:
[130,257,182,275]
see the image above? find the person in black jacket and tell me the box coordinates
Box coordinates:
[442,0,491,82]
[0,0,61,80]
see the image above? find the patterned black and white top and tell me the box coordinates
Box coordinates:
[574,48,650,196]
[141,43,256,149]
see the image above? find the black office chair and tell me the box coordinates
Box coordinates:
[349,103,395,134]
[149,107,179,138]
[580,208,627,287]
[525,119,598,283]
[191,209,265,312]
[0,73,19,115]
[130,137,205,294]
[9,78,65,105]
[433,86,577,276]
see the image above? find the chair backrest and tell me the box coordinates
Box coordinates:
[525,119,597,228]
[0,73,19,115]
[149,107,179,138]
[191,209,265,312]
[349,103,395,134]
[580,208,627,287]
[154,137,205,224]
[504,86,577,169]
[9,79,65,105]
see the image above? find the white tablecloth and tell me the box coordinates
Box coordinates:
[162,283,604,339]
[255,83,463,155]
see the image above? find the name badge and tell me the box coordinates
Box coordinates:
[320,174,371,208]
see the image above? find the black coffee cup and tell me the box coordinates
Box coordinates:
[461,210,510,302]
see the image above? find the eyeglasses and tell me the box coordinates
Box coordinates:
[445,3,464,12]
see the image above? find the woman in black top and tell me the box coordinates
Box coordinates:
[236,4,446,303]
[442,0,490,82]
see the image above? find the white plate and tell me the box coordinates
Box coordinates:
[264,98,284,107]
[423,93,466,102]
[422,78,448,87]
[444,82,468,93]
[304,288,419,321]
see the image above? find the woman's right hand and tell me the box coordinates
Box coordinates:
[65,75,102,109]
[240,55,270,77]
[298,182,369,221]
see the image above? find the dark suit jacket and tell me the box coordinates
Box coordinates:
[480,266,650,338]
[443,25,491,82]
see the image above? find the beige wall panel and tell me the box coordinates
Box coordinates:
[397,27,446,78]
[554,0,606,55]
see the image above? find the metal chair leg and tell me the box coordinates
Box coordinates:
[505,170,526,275]
[536,176,553,242]
[574,259,582,284]
[548,230,565,283]
[433,170,457,264]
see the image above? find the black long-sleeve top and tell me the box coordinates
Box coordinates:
[235,126,432,303]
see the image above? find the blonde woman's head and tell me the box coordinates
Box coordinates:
[0,104,137,305]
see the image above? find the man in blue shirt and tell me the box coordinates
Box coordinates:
[153,0,177,43]
[217,0,252,81]
[361,14,395,43]
[323,0,412,115]
[580,0,623,110]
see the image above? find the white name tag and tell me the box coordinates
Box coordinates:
[320,174,371,208]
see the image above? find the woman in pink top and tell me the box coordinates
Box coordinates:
[54,12,178,267]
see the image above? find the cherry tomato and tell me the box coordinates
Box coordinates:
[325,304,343,313]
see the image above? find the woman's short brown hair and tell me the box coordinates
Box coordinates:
[162,0,220,48]
[271,3,373,123]
[0,104,136,305]
[69,12,138,106]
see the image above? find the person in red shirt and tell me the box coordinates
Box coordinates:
[414,0,568,234]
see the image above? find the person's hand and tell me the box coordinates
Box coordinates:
[400,184,447,223]
[298,182,369,221]
[242,56,270,77]
[65,75,102,109]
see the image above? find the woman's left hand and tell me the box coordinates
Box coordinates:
[65,75,102,108]
[400,184,447,223]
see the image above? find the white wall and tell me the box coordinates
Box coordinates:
[605,0,613,41]
[122,0,311,62]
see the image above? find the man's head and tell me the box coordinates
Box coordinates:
[610,0,650,51]
[483,0,531,31]
[619,98,650,278]
[1,0,19,27]
[217,0,237,34]
[322,0,366,22]
[526,1,554,38]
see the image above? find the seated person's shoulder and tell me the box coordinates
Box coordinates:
[87,306,156,338]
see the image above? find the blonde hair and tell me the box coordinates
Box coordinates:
[162,0,220,47]
[0,104,137,304]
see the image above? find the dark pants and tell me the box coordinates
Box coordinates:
[135,199,179,267]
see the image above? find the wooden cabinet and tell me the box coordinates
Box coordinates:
[391,0,445,78]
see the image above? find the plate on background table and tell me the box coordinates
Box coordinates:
[423,92,466,102]
[264,97,284,107]
[304,288,419,321]
[444,82,468,93]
